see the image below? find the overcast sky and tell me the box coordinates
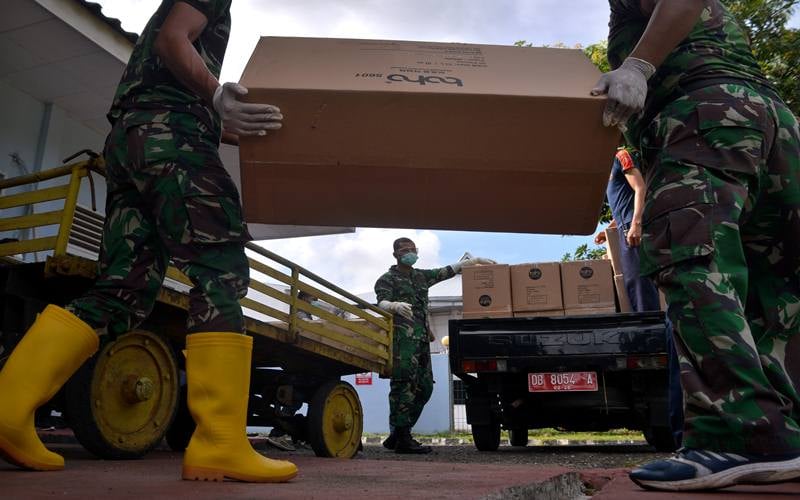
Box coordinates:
[95,1,800,299]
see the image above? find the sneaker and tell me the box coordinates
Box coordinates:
[630,448,800,491]
[265,435,296,452]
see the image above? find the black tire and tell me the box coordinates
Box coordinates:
[165,384,195,451]
[307,380,363,458]
[508,427,529,447]
[472,422,501,451]
[64,330,179,459]
[644,426,678,452]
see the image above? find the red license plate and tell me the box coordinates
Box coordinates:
[528,371,598,392]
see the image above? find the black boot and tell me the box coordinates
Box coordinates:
[394,427,431,454]
[382,430,397,450]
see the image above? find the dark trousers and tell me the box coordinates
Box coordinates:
[618,225,684,447]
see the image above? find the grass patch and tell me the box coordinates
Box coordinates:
[365,428,645,442]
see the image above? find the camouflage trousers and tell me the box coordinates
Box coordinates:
[389,322,433,429]
[638,82,800,454]
[68,119,252,338]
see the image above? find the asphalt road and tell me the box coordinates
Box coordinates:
[3,441,800,499]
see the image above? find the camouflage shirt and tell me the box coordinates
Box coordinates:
[374,265,456,328]
[607,0,773,143]
[108,0,231,138]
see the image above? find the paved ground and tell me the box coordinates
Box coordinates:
[2,439,799,499]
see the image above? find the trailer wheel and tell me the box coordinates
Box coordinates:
[307,380,363,458]
[472,422,501,451]
[65,329,179,459]
[508,427,529,447]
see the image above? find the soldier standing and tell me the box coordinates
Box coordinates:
[593,0,800,491]
[0,0,297,483]
[375,237,493,453]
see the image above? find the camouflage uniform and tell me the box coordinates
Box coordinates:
[609,0,800,454]
[375,265,455,428]
[68,0,252,337]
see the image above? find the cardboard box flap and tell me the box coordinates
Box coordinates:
[241,37,608,99]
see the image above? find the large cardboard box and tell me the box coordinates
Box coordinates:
[239,37,620,235]
[564,306,617,316]
[614,273,633,313]
[604,226,624,275]
[560,260,615,311]
[461,264,512,318]
[513,310,565,318]
[462,310,513,320]
[510,262,562,312]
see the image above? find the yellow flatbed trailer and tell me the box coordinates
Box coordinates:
[0,152,392,459]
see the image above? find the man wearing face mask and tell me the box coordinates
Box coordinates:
[375,237,494,453]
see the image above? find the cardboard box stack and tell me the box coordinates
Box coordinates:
[461,264,513,319]
[238,37,619,235]
[560,260,616,316]
[510,263,563,318]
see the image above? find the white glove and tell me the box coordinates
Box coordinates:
[590,57,655,129]
[378,300,413,320]
[212,82,283,136]
[450,257,496,274]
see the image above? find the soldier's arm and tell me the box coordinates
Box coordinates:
[423,267,457,288]
[629,0,706,68]
[374,275,394,303]
[154,1,219,105]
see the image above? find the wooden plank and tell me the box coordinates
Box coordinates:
[0,210,62,231]
[241,297,289,323]
[296,318,389,361]
[0,236,57,256]
[248,257,293,286]
[0,185,69,209]
[294,299,389,346]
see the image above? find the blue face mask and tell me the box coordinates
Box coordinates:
[400,252,418,266]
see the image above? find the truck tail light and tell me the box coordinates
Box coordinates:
[461,359,499,372]
[627,355,668,370]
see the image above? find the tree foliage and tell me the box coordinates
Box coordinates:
[722,0,800,115]
[561,243,608,262]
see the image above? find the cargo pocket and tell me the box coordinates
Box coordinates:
[181,169,252,244]
[640,203,715,276]
[694,101,767,175]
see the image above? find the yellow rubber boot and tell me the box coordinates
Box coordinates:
[182,332,297,482]
[0,305,98,470]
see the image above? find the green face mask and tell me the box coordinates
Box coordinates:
[400,252,418,266]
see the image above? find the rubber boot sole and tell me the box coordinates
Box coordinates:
[0,432,63,471]
[182,465,297,483]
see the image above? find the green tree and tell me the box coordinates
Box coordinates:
[722,0,800,115]
[561,243,608,262]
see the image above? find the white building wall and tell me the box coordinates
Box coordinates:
[0,80,108,255]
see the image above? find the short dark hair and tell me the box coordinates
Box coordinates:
[393,237,415,251]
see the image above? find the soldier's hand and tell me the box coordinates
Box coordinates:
[378,300,414,320]
[450,257,496,274]
[590,57,655,129]
[213,82,283,137]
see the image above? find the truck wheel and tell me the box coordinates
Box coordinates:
[307,380,363,458]
[508,427,529,447]
[472,422,501,451]
[64,330,179,459]
[644,426,678,452]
